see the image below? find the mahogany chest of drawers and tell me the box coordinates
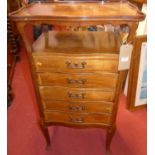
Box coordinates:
[9,1,145,152]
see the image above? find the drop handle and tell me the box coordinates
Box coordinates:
[66,61,87,69]
[36,62,42,66]
[67,78,86,84]
[68,92,85,99]
[69,105,85,111]
[69,117,84,123]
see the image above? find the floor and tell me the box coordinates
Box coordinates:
[7,47,147,155]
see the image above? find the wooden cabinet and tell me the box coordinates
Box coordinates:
[7,0,21,106]
[9,1,145,152]
[7,41,16,105]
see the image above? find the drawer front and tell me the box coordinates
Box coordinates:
[43,100,113,113]
[44,111,112,125]
[33,54,118,73]
[37,72,118,88]
[39,86,115,102]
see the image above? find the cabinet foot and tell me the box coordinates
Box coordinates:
[106,125,116,153]
[39,120,50,147]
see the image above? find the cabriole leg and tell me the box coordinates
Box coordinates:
[106,125,116,153]
[39,119,50,148]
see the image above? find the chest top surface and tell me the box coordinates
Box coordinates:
[9,1,145,22]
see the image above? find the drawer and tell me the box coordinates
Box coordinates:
[43,100,114,114]
[37,72,118,88]
[39,86,115,102]
[44,111,112,125]
[33,54,118,73]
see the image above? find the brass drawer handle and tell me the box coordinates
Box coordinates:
[69,105,85,111]
[67,78,86,84]
[68,92,85,99]
[69,117,84,123]
[66,61,87,69]
[36,62,42,66]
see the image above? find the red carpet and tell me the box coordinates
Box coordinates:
[7,47,146,155]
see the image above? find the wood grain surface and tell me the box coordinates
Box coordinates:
[37,72,118,88]
[9,1,145,22]
[43,100,114,114]
[39,86,115,102]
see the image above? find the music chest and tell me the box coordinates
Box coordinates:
[9,1,145,152]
